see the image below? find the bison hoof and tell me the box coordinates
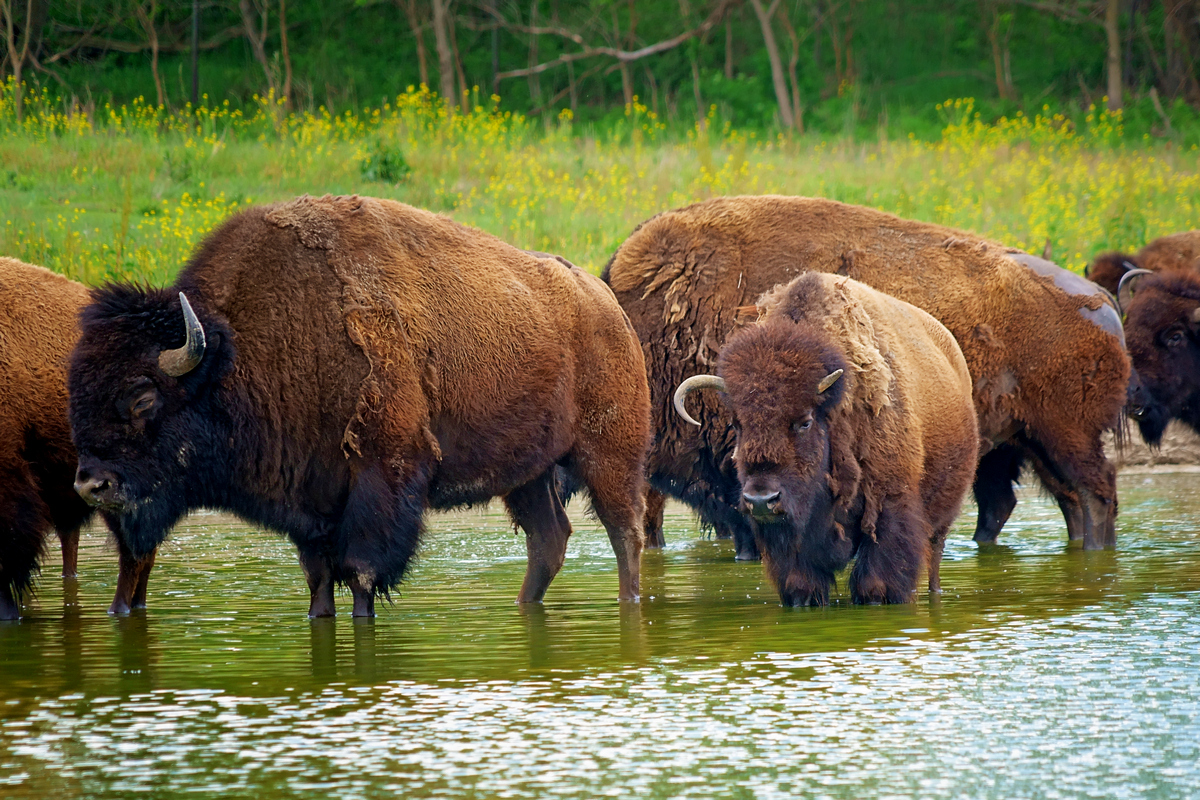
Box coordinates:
[734,549,761,562]
[108,601,132,615]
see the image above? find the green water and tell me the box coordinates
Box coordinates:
[2,471,1199,798]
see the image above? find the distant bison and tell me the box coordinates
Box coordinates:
[674,274,978,605]
[603,196,1129,557]
[1088,231,1200,297]
[69,195,650,617]
[1121,271,1200,444]
[0,258,152,620]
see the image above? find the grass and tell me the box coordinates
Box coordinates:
[2,81,1199,286]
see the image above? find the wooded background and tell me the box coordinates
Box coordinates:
[3,1,1200,134]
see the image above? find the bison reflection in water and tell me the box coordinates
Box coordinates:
[1121,271,1200,445]
[68,194,650,617]
[674,274,978,605]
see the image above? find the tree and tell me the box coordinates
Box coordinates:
[396,0,430,88]
[1104,0,1121,109]
[1,0,36,121]
[749,0,795,129]
[431,0,456,107]
[135,0,164,107]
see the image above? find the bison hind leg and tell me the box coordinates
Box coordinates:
[0,471,55,620]
[336,463,429,618]
[972,445,1023,545]
[506,469,574,604]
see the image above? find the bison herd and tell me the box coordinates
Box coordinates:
[2,194,1198,619]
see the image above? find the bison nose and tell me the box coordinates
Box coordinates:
[74,467,120,509]
[742,489,783,520]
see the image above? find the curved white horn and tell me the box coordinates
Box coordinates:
[1117,268,1154,314]
[817,369,844,393]
[158,292,207,377]
[673,375,726,426]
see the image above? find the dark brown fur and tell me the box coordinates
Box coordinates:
[714,274,978,605]
[1088,231,1200,295]
[0,258,150,620]
[603,196,1129,553]
[1123,271,1200,444]
[68,195,650,616]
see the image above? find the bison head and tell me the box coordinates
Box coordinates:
[1122,272,1200,444]
[69,285,234,557]
[1086,251,1139,297]
[674,321,853,605]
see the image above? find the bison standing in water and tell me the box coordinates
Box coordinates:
[0,258,152,620]
[603,196,1129,557]
[69,195,650,617]
[1088,231,1200,297]
[674,274,978,605]
[1120,271,1200,444]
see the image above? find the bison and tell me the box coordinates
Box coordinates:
[1,258,152,620]
[1120,270,1200,445]
[68,195,650,617]
[673,273,978,605]
[602,196,1129,558]
[1088,230,1200,297]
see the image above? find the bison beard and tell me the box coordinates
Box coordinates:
[68,195,650,616]
[604,195,1129,555]
[685,274,978,605]
[1122,271,1200,444]
[0,258,152,620]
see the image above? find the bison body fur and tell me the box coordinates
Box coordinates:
[713,274,978,605]
[603,196,1129,554]
[68,195,650,616]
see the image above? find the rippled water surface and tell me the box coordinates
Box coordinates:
[2,471,1200,798]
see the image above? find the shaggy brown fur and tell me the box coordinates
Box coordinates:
[69,195,650,616]
[603,195,1129,554]
[1122,271,1200,445]
[0,258,152,620]
[1088,231,1200,296]
[709,274,978,605]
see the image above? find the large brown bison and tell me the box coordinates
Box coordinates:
[674,274,978,605]
[602,196,1129,557]
[0,258,153,620]
[1088,231,1200,297]
[1120,271,1200,444]
[68,195,650,617]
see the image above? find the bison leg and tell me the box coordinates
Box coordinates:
[728,519,761,561]
[109,537,156,614]
[0,473,55,621]
[58,526,80,579]
[643,488,667,549]
[506,470,574,603]
[849,498,925,604]
[928,529,948,595]
[1021,435,1117,550]
[299,550,337,618]
[972,446,1022,545]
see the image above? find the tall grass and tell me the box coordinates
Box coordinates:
[2,80,1199,285]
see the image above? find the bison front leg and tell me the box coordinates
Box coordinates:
[109,538,157,615]
[299,550,336,617]
[58,526,80,579]
[849,498,925,604]
[643,488,667,549]
[1022,434,1117,550]
[972,446,1022,545]
[507,470,575,603]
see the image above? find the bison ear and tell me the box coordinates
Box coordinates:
[1191,307,1200,326]
[817,369,844,394]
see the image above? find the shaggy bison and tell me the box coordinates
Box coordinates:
[1088,231,1200,297]
[0,258,153,620]
[1120,271,1200,444]
[674,274,978,605]
[69,195,650,617]
[603,196,1129,556]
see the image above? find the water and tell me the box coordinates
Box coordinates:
[2,471,1199,799]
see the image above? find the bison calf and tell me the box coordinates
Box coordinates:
[675,274,978,605]
[68,195,650,617]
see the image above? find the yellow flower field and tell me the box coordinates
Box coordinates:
[2,82,1198,284]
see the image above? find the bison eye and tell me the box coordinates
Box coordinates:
[1167,330,1186,348]
[792,418,813,433]
[128,388,159,421]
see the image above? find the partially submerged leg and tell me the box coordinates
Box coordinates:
[928,528,948,595]
[972,446,1022,545]
[109,538,157,615]
[1022,434,1117,549]
[850,497,926,604]
[58,526,80,579]
[643,488,667,549]
[506,469,574,604]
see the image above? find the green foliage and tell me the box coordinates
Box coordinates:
[359,140,412,184]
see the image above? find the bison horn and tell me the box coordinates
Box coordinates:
[1116,268,1154,314]
[673,374,726,426]
[817,369,844,393]
[158,292,207,377]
